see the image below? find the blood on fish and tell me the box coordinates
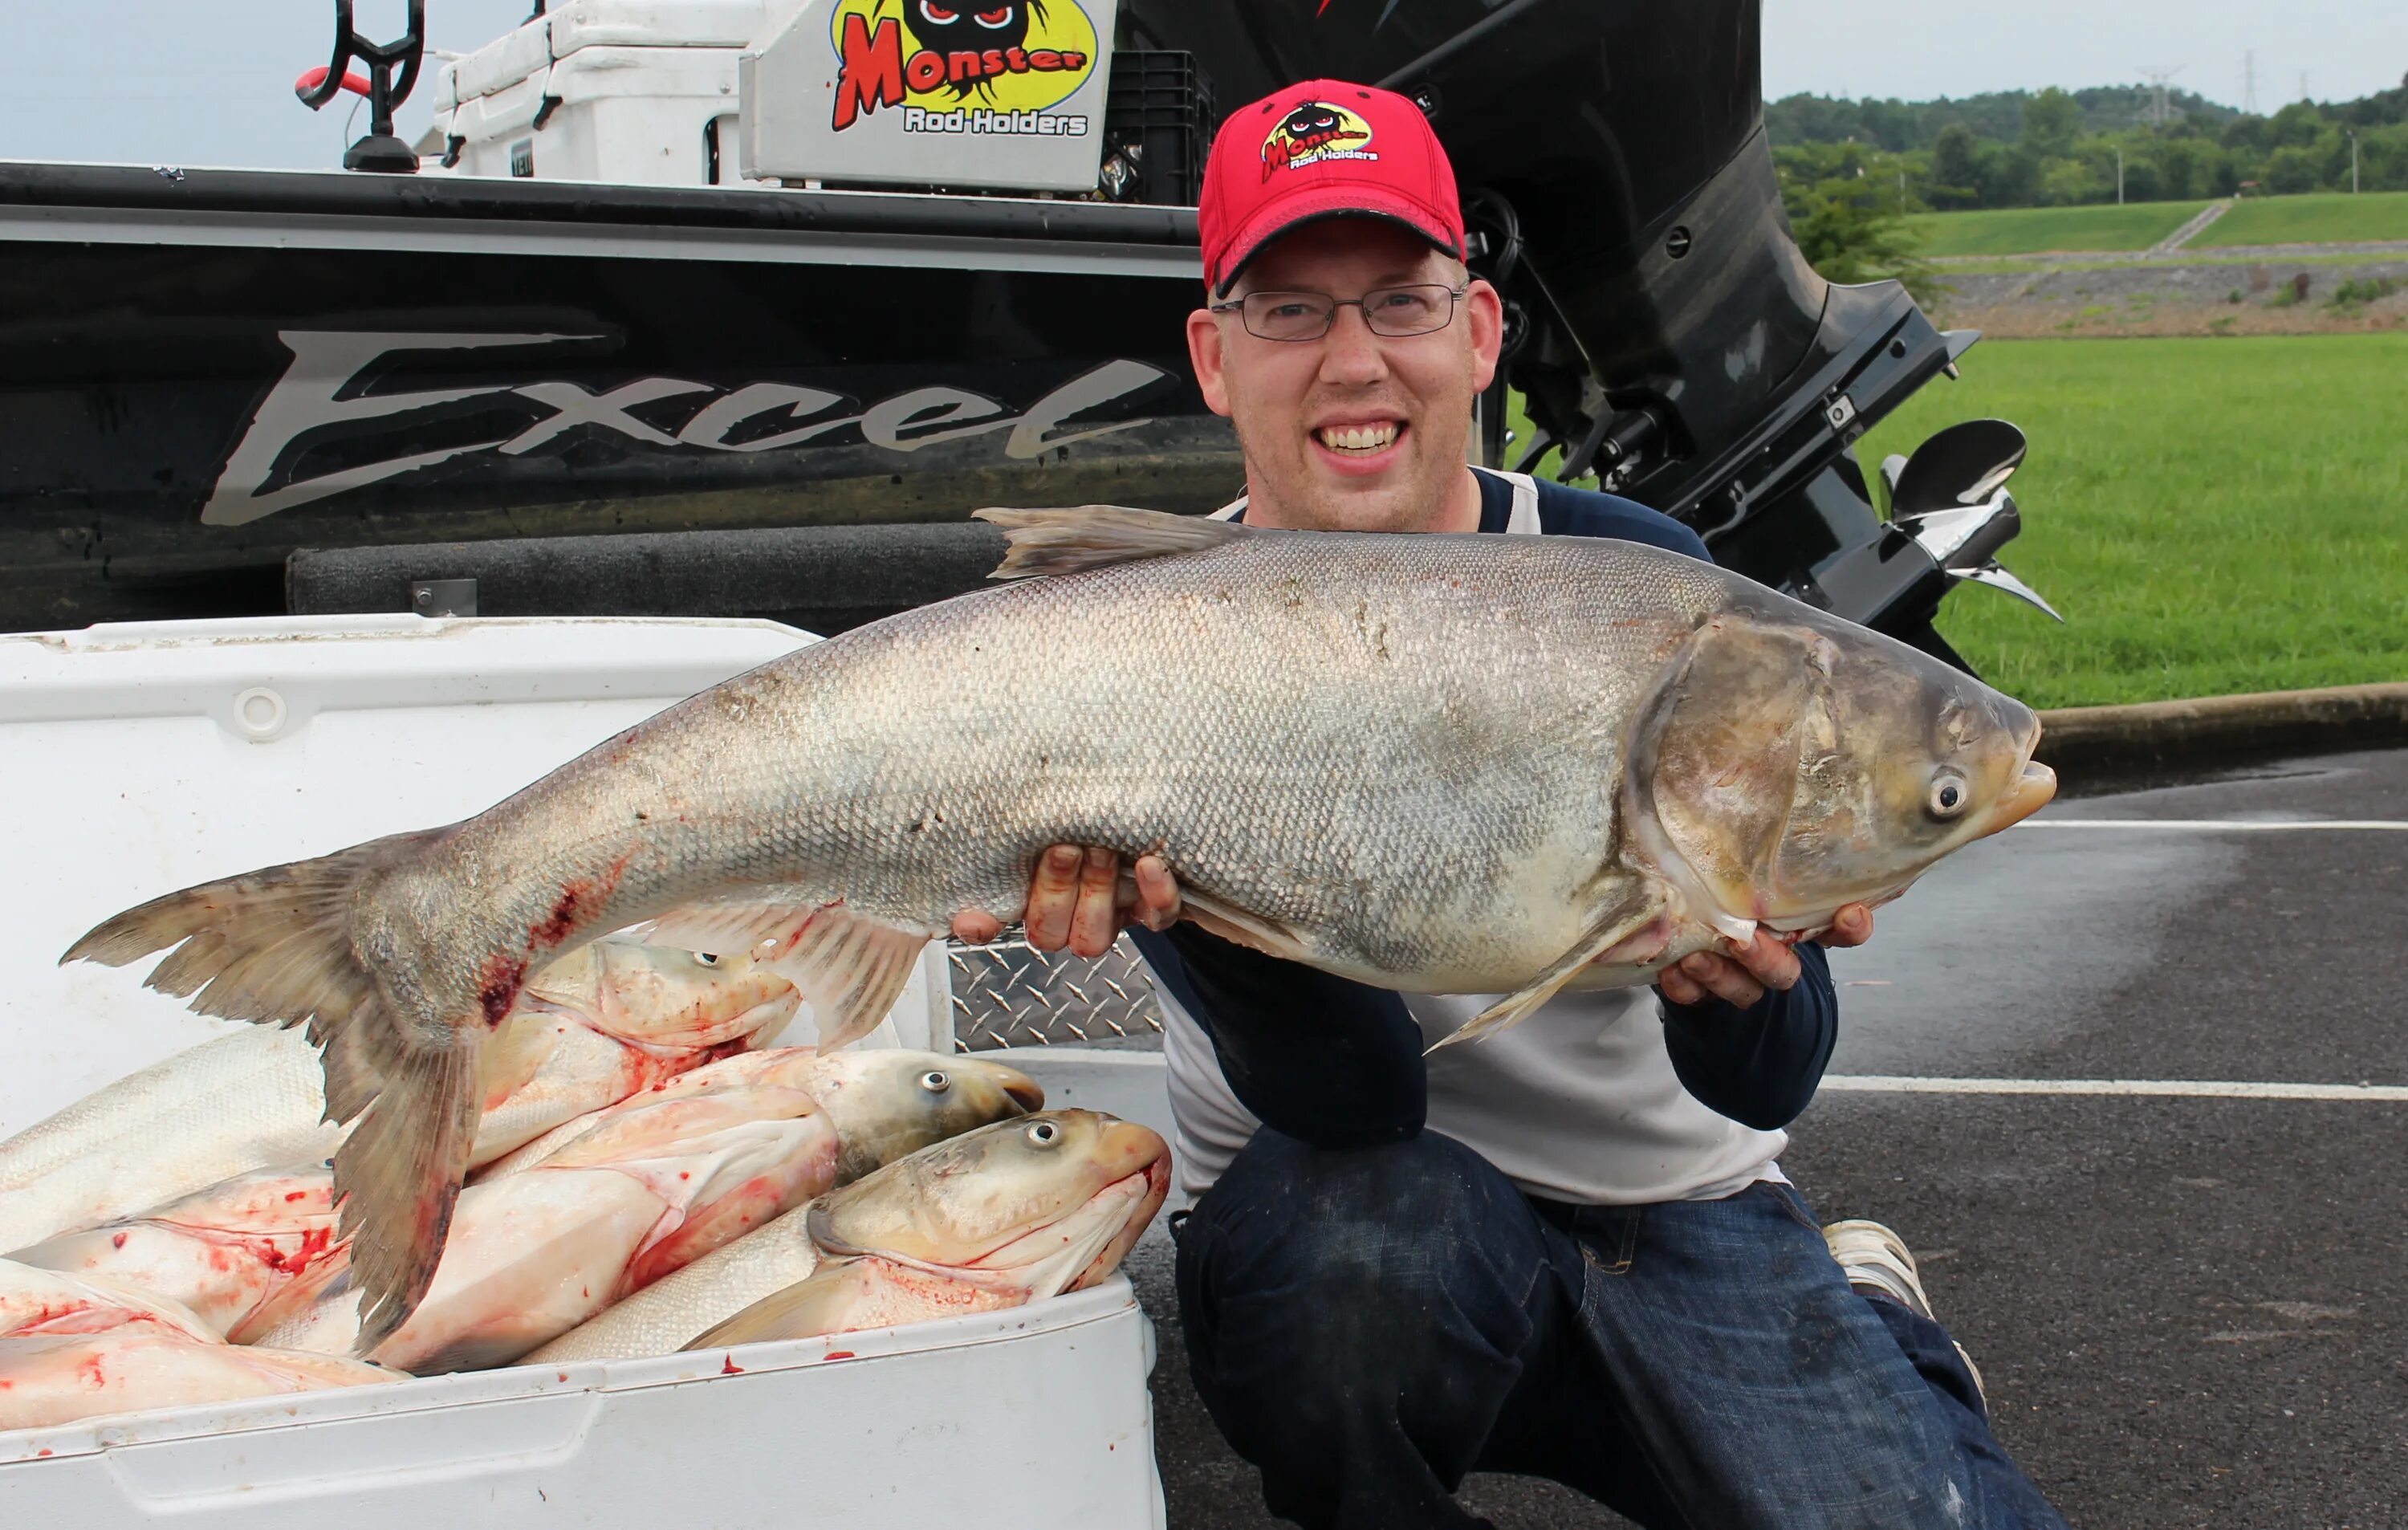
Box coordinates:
[477,953,530,1026]
[285,1191,308,1203]
[111,1233,127,1250]
[821,1351,855,1362]
[721,1355,744,1374]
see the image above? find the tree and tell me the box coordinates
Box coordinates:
[1781,172,1941,307]
[2020,87,2081,161]
[1928,123,1986,206]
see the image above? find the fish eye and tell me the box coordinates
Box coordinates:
[1926,772,1970,820]
[920,1070,950,1093]
[1024,1120,1061,1148]
[692,951,720,967]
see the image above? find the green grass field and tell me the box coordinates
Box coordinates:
[1852,334,2408,708]
[2192,189,2408,248]
[1906,201,2210,258]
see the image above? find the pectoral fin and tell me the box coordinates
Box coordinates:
[639,901,931,1052]
[1428,889,1672,1054]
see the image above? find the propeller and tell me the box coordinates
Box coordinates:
[1884,418,2060,622]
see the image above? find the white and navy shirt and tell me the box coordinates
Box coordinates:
[1129,468,1837,1209]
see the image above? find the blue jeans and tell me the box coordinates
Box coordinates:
[1173,1129,2068,1530]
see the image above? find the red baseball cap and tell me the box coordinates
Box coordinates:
[1198,79,1466,299]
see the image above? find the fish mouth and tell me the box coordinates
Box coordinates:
[999,1072,1047,1115]
[1976,718,2058,840]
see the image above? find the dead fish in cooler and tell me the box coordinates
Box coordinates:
[479,1048,1043,1185]
[0,1259,219,1343]
[64,507,2055,1344]
[0,939,795,1252]
[258,1080,834,1373]
[259,1051,1039,1372]
[0,1329,400,1433]
[687,1109,1169,1352]
[539,1107,1159,1364]
[12,1168,341,1343]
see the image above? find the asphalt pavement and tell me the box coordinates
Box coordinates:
[1031,745,2408,1529]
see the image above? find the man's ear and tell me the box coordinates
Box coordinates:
[1466,279,1504,394]
[1186,307,1234,419]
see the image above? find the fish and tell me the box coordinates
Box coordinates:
[13,1169,343,1342]
[0,1329,399,1433]
[685,1109,1169,1352]
[477,1048,1043,1185]
[0,1259,220,1344]
[0,938,795,1252]
[63,507,2055,1342]
[256,1050,1038,1373]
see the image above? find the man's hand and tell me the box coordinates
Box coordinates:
[1656,905,1874,1009]
[950,845,1183,958]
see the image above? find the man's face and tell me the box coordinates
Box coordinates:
[1186,219,1503,533]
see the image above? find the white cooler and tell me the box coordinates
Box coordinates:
[0,613,1166,1527]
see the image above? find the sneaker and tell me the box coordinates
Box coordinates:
[1823,1219,1987,1407]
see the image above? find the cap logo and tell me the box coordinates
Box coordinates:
[1260,100,1377,181]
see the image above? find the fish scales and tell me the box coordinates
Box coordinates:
[397,531,1715,995]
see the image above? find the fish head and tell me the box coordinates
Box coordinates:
[1638,608,2057,935]
[520,939,802,1050]
[807,1110,1170,1291]
[794,1049,1047,1183]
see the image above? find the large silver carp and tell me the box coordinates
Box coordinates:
[65,507,2056,1345]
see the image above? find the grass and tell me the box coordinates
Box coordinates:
[1852,334,2408,708]
[2193,189,2408,249]
[1906,201,2210,258]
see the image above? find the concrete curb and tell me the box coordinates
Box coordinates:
[2036,682,2408,779]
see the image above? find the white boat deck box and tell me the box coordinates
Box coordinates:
[441,2,780,184]
[0,614,1165,1527]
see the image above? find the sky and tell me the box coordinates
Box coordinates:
[0,2,2402,173]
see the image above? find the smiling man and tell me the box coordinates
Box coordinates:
[954,80,2067,1530]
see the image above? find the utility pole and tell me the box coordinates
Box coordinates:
[2351,130,2360,193]
[1898,167,1906,214]
[2117,146,2125,204]
[2243,49,2256,115]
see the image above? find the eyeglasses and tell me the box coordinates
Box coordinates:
[1209,283,1470,343]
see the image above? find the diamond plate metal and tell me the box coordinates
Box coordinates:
[948,934,1165,1051]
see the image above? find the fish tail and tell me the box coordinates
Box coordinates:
[332,1035,480,1353]
[59,826,468,1349]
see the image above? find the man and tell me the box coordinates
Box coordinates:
[953,81,2065,1528]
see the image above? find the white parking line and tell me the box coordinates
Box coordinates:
[2018,819,2408,831]
[1821,1076,2408,1101]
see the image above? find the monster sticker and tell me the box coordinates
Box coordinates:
[1260,100,1378,179]
[828,0,1099,131]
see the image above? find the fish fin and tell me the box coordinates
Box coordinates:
[973,505,1247,580]
[1173,890,1316,964]
[59,828,474,1349]
[331,1031,482,1354]
[641,902,930,1053]
[1429,894,1673,1055]
[682,1256,886,1349]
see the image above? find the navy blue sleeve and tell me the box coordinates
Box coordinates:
[1658,942,1837,1131]
[1529,478,1713,561]
[1127,924,1425,1149]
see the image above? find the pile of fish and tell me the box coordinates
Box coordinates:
[1,935,1167,1433]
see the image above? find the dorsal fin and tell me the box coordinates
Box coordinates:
[971,505,1247,580]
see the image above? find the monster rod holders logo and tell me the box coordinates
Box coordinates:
[200,331,1169,527]
[1260,101,1377,179]
[828,0,1096,134]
